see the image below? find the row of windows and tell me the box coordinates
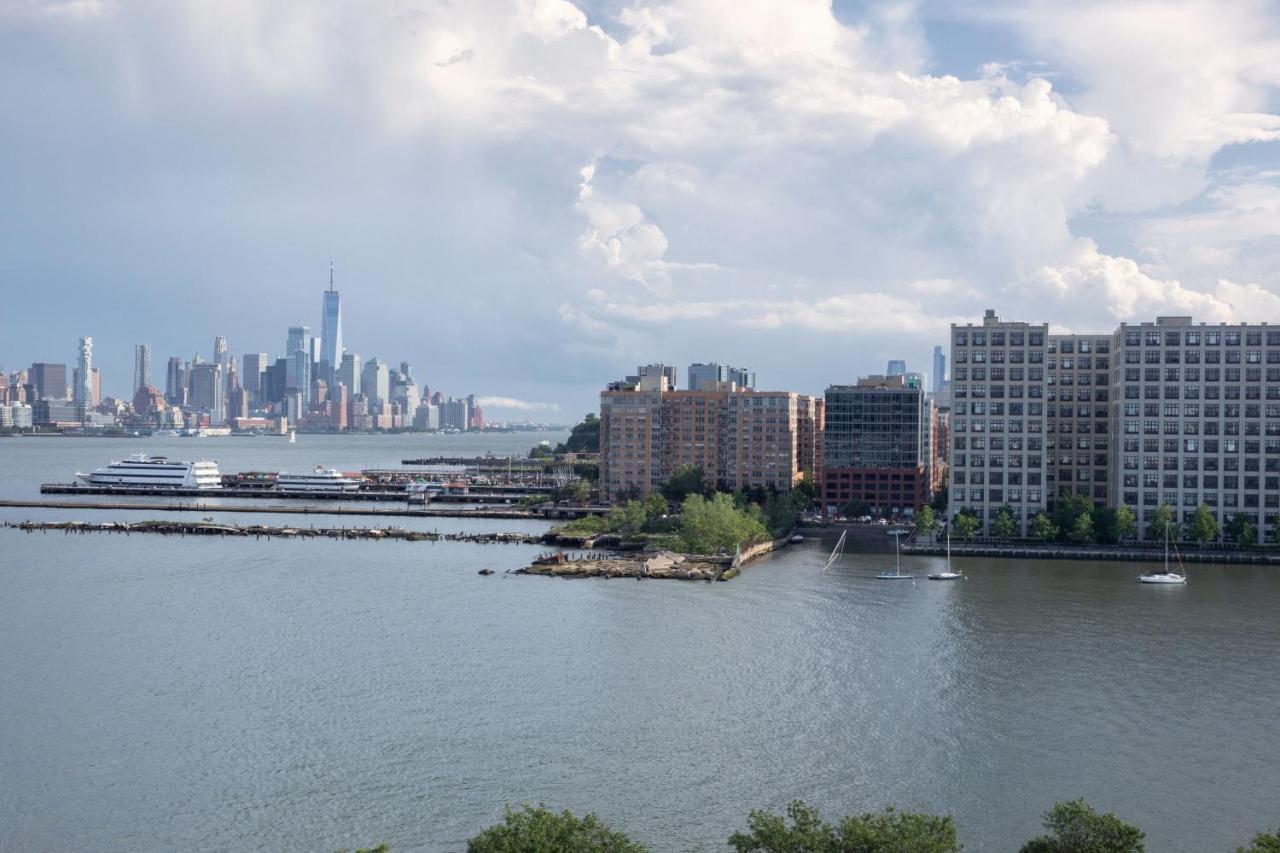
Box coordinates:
[1122,403,1280,418]
[953,330,1047,347]
[1123,385,1279,400]
[1122,453,1280,468]
[1123,422,1269,437]
[1124,492,1268,508]
[1123,349,1280,365]
[1123,329,1280,347]
[1124,474,1278,489]
[960,488,1043,503]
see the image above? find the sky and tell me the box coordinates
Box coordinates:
[3,0,1280,419]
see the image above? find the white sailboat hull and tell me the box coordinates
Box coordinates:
[1139,573,1187,584]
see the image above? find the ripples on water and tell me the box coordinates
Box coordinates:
[2,437,1279,852]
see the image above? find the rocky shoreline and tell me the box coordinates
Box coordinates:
[516,549,735,581]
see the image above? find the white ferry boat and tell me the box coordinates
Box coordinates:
[75,454,222,489]
[276,466,363,493]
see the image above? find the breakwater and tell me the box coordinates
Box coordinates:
[0,498,544,520]
[4,519,546,544]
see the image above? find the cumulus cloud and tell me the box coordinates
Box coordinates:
[2,0,1279,411]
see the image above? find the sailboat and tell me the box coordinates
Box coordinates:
[875,530,913,579]
[1139,523,1187,584]
[928,529,964,581]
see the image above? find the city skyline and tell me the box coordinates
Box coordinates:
[5,2,1278,417]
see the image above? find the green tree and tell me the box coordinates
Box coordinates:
[840,499,871,519]
[554,414,601,454]
[991,506,1017,540]
[1225,513,1257,547]
[1113,505,1137,542]
[952,510,979,541]
[1237,828,1280,852]
[641,493,668,524]
[931,485,949,515]
[914,506,937,541]
[1092,508,1117,545]
[1029,512,1059,543]
[1145,503,1177,543]
[1051,495,1094,544]
[468,805,647,853]
[1018,799,1144,853]
[728,800,960,853]
[765,493,799,535]
[1067,512,1095,545]
[661,464,706,503]
[605,501,648,538]
[794,469,818,507]
[1186,504,1220,546]
[678,493,769,554]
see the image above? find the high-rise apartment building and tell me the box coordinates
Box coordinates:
[949,309,1280,542]
[134,344,151,393]
[598,378,821,500]
[822,375,934,515]
[1110,316,1280,541]
[74,337,93,416]
[949,310,1050,535]
[320,267,342,385]
[1047,333,1113,507]
[687,363,756,391]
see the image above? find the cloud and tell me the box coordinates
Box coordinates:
[474,396,561,412]
[1,0,1279,414]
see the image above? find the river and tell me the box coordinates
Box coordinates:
[1,435,1277,851]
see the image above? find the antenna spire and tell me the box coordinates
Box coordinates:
[329,259,334,291]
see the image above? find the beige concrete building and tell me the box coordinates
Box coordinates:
[599,381,822,501]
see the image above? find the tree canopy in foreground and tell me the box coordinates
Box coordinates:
[727,800,961,853]
[1017,799,1144,853]
[467,805,648,853]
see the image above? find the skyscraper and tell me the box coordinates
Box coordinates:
[213,336,228,370]
[931,345,946,394]
[338,352,361,396]
[292,349,311,406]
[134,344,151,393]
[361,357,389,412]
[242,353,268,404]
[28,362,68,401]
[886,359,906,376]
[320,263,342,386]
[189,363,226,425]
[286,326,311,390]
[75,337,93,415]
[165,357,185,405]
